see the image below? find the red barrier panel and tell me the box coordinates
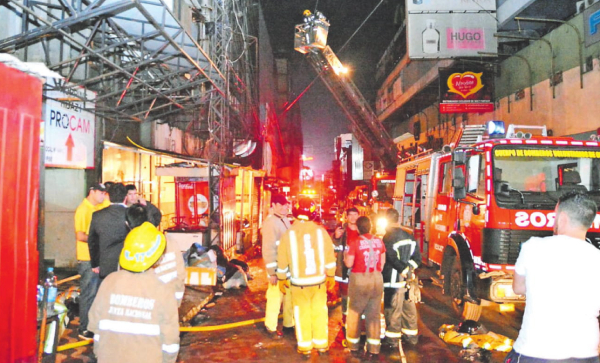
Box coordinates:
[0,63,42,363]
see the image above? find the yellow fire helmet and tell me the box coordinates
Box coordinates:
[303,9,312,17]
[120,222,166,272]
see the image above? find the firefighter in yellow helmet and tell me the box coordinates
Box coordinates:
[277,198,336,356]
[88,222,180,363]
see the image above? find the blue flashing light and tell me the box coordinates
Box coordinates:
[487,120,505,138]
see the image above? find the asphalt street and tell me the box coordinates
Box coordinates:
[52,253,524,363]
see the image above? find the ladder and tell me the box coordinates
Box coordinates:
[457,124,487,148]
[304,46,398,169]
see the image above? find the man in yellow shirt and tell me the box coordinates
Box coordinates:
[74,183,107,339]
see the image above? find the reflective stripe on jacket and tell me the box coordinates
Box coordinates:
[277,221,336,286]
[262,214,290,276]
[382,226,421,288]
[88,269,180,363]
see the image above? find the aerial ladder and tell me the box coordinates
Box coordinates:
[294,11,398,169]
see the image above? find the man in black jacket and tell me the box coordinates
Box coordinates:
[125,184,162,228]
[88,183,129,279]
[381,208,421,347]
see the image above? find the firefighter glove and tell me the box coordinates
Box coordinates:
[325,276,336,291]
[278,279,290,295]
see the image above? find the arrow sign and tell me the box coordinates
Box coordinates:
[65,133,75,161]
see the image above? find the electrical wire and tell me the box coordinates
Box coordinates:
[338,0,385,54]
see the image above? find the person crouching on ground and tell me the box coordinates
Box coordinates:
[344,216,386,358]
[88,223,180,363]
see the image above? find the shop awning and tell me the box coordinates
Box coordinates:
[103,141,265,178]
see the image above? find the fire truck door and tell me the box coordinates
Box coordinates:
[429,160,455,265]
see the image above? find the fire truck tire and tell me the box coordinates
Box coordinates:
[449,257,482,321]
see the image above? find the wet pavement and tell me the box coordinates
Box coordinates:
[49,251,524,363]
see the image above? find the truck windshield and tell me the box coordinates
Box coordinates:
[493,146,600,209]
[375,179,395,202]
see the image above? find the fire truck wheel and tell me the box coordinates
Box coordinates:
[449,257,482,321]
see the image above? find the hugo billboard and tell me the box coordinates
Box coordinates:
[439,67,494,114]
[407,0,495,12]
[407,13,498,58]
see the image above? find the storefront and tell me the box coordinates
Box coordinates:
[102,141,265,252]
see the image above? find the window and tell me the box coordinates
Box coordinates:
[440,162,452,194]
[467,154,485,198]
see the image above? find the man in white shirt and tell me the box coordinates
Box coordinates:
[506,191,600,363]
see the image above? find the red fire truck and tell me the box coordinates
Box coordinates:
[394,122,600,320]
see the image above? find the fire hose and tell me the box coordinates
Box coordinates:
[57,315,274,351]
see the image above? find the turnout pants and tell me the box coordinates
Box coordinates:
[346,272,384,354]
[383,287,418,344]
[265,280,294,332]
[291,284,329,352]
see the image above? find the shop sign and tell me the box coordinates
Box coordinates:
[44,87,96,168]
[584,1,600,47]
[439,67,494,114]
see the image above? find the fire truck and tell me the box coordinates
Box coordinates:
[394,122,600,320]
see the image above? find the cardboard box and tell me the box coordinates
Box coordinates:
[185,267,217,286]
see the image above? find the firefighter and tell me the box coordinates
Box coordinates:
[277,197,336,356]
[126,204,186,307]
[332,207,360,332]
[344,216,386,357]
[381,208,421,347]
[88,223,180,363]
[261,194,294,337]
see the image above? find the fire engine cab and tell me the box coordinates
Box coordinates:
[394,121,600,320]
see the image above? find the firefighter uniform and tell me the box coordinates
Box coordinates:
[382,225,421,345]
[154,233,186,307]
[345,233,386,354]
[277,220,336,354]
[261,213,294,332]
[89,223,180,363]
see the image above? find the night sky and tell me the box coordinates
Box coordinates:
[261,0,400,176]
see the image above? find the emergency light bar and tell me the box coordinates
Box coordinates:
[487,120,505,138]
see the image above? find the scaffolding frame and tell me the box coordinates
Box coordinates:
[0,0,259,248]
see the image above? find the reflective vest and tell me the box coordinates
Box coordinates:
[277,221,336,286]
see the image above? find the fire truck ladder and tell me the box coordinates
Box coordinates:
[305,46,398,169]
[456,124,487,148]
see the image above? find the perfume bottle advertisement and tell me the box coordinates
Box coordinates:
[406,0,495,12]
[407,13,497,58]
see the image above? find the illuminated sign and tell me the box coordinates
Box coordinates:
[495,149,600,158]
[44,88,96,169]
[439,67,493,114]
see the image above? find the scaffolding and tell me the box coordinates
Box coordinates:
[0,0,258,246]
